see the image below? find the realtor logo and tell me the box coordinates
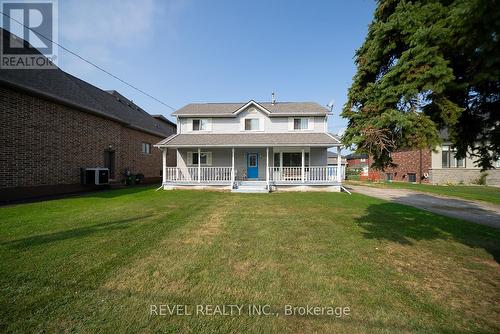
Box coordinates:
[1,0,58,69]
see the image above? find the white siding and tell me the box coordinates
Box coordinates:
[178,106,326,134]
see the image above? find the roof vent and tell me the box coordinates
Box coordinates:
[271,92,276,105]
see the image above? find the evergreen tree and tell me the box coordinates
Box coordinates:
[342,0,499,170]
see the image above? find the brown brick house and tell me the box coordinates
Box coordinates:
[0,32,176,201]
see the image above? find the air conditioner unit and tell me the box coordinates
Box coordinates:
[84,168,109,185]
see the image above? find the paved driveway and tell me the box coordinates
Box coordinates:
[348,185,500,229]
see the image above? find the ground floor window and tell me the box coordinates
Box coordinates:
[141,142,151,154]
[281,152,309,167]
[407,173,417,182]
[442,145,465,168]
[187,151,212,166]
[386,173,393,181]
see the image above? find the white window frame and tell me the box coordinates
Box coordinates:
[289,117,313,131]
[141,142,151,154]
[187,151,212,166]
[244,118,261,131]
[190,118,211,132]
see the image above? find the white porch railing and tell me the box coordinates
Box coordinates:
[164,167,232,183]
[269,166,341,183]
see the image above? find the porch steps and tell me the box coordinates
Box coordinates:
[232,181,269,193]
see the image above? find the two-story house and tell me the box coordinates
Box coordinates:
[155,99,343,192]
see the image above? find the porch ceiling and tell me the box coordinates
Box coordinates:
[155,133,341,148]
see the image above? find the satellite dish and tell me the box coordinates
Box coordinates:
[326,99,335,112]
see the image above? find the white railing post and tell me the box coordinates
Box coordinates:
[231,148,235,187]
[198,148,201,183]
[162,149,167,185]
[266,147,269,189]
[337,146,342,183]
[301,149,305,183]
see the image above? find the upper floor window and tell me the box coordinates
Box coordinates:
[244,118,260,131]
[293,118,309,130]
[192,119,209,131]
[442,145,465,168]
[141,142,151,154]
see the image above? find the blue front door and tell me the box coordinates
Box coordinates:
[247,153,258,179]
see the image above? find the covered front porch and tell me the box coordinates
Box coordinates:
[160,146,344,191]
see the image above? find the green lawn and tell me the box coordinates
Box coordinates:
[0,187,499,333]
[348,181,500,205]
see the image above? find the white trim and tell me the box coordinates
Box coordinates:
[242,117,263,132]
[289,117,314,131]
[159,143,339,148]
[232,100,271,115]
[188,118,212,132]
[162,149,167,184]
[325,132,341,144]
[154,133,178,147]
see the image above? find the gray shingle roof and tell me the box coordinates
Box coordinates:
[155,133,341,147]
[172,101,330,117]
[0,28,175,138]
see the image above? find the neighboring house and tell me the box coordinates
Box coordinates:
[155,99,343,192]
[0,29,176,201]
[345,153,369,175]
[353,145,500,185]
[327,152,347,179]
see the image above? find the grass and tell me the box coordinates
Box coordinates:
[348,181,500,205]
[0,187,499,333]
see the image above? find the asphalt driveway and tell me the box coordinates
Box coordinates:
[348,185,500,229]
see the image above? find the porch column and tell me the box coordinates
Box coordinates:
[337,146,342,183]
[175,149,179,181]
[197,147,201,183]
[301,148,305,183]
[162,148,167,185]
[231,147,235,186]
[266,147,269,188]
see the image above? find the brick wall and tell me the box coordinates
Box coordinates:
[0,86,175,199]
[120,127,176,181]
[375,149,432,183]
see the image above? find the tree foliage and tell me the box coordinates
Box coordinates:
[342,0,500,170]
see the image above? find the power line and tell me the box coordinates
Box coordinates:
[0,11,177,111]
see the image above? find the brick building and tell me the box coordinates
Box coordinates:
[347,147,499,185]
[0,32,176,201]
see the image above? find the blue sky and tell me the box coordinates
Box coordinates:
[56,0,375,134]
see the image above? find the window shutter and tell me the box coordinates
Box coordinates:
[187,119,193,132]
[259,118,264,131]
[308,117,313,130]
[187,152,193,165]
[288,117,294,131]
[206,119,212,131]
[240,117,245,131]
[206,152,212,166]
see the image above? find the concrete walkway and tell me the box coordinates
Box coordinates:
[348,185,500,229]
